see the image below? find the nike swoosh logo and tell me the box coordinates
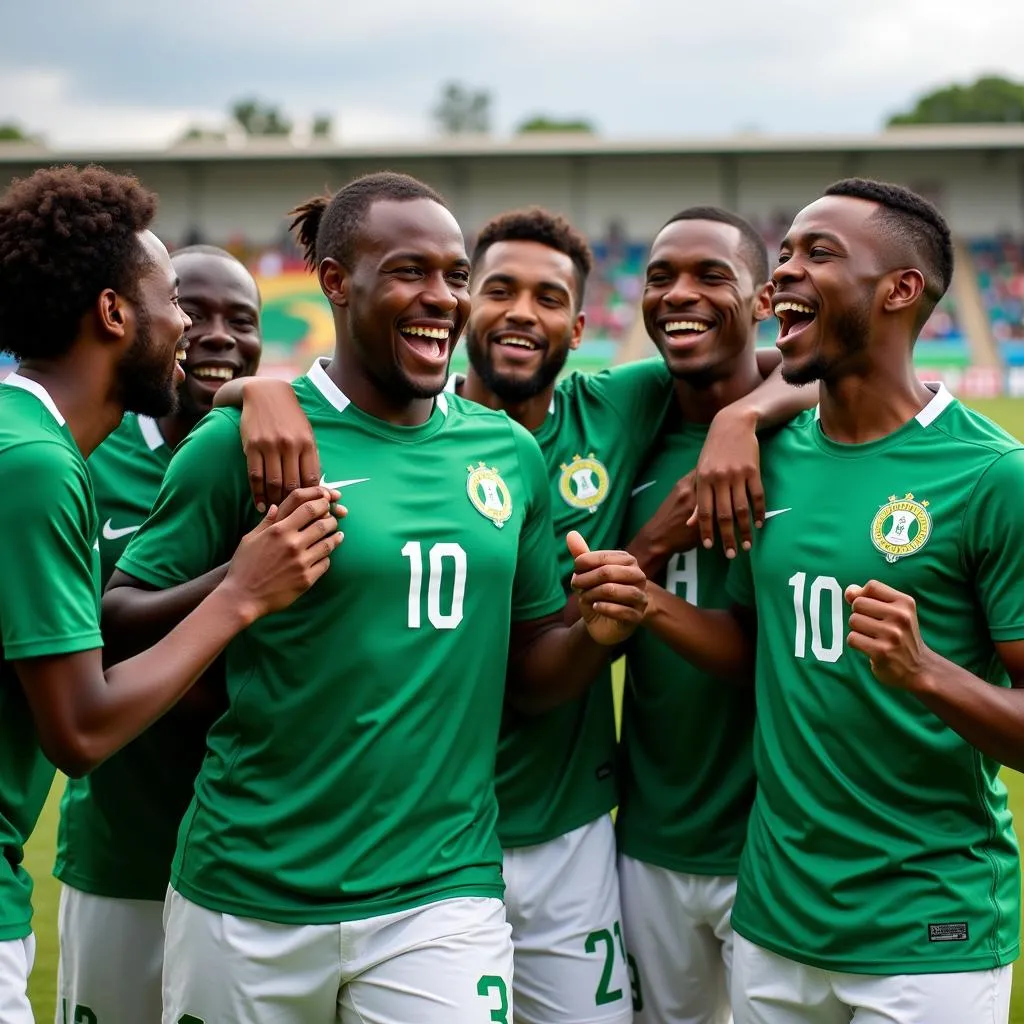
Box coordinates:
[319,476,371,490]
[763,508,793,520]
[102,520,141,541]
[631,480,657,496]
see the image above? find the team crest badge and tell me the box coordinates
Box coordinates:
[870,492,931,563]
[559,453,610,514]
[467,462,513,528]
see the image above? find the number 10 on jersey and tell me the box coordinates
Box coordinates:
[788,571,844,664]
[401,541,467,630]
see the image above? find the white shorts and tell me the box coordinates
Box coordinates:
[503,814,632,1024]
[618,855,735,1024]
[56,885,164,1024]
[162,888,513,1024]
[0,933,34,1024]
[732,933,1012,1024]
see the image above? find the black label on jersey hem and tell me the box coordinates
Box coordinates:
[595,762,614,781]
[928,922,969,942]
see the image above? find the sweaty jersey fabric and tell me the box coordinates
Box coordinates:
[726,386,1023,974]
[488,360,674,848]
[617,419,755,875]
[118,359,565,925]
[55,413,212,901]
[0,375,102,940]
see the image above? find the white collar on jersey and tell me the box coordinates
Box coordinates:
[444,371,555,415]
[137,415,166,451]
[915,382,954,426]
[812,381,953,427]
[308,357,448,417]
[2,372,65,425]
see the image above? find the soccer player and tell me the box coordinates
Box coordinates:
[655,179,1024,1024]
[460,210,810,1024]
[54,245,264,1024]
[102,172,649,1024]
[0,165,340,1021]
[616,208,774,1024]
[231,205,811,1024]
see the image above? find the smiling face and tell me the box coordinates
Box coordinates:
[327,198,471,402]
[772,195,885,386]
[642,218,769,385]
[465,239,584,402]
[173,251,262,418]
[114,230,191,417]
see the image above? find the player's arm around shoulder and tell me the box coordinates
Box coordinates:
[577,357,674,447]
[844,448,1024,771]
[577,356,671,407]
[105,408,345,640]
[214,374,321,512]
[103,408,256,644]
[692,353,817,558]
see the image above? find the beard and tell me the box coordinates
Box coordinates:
[115,304,180,417]
[781,303,871,387]
[465,325,571,403]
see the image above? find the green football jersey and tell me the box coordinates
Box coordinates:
[118,360,565,924]
[487,359,674,847]
[0,375,102,940]
[726,386,1023,974]
[617,420,755,875]
[55,414,213,901]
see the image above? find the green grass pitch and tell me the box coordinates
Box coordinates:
[21,396,1024,1021]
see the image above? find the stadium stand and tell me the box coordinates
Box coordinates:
[972,235,1024,365]
[217,221,974,378]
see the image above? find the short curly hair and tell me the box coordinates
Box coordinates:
[0,164,158,360]
[472,207,593,307]
[290,171,448,273]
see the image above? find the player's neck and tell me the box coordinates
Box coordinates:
[325,352,434,427]
[671,349,763,424]
[460,367,552,433]
[14,358,123,458]
[818,363,934,444]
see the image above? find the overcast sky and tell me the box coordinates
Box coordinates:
[1,0,1021,150]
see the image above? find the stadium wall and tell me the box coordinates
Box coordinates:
[2,132,1022,244]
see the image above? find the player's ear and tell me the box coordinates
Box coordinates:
[753,281,774,323]
[883,268,925,316]
[319,258,349,308]
[569,311,585,351]
[97,288,129,340]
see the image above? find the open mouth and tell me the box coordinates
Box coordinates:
[491,332,544,360]
[189,365,237,383]
[173,343,188,382]
[774,301,818,341]
[399,324,451,364]
[186,363,240,393]
[660,319,715,347]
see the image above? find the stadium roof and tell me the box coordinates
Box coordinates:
[1,125,1023,165]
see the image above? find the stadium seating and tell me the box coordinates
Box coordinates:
[970,235,1024,364]
[168,227,1014,380]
